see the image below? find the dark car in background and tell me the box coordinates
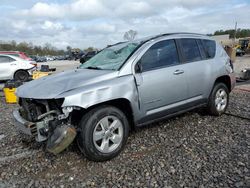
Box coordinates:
[30,55,47,62]
[80,51,98,64]
[236,48,245,56]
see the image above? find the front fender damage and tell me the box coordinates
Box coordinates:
[48,76,140,154]
[60,75,140,118]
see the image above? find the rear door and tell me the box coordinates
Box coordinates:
[135,39,189,118]
[177,38,213,100]
[0,56,17,80]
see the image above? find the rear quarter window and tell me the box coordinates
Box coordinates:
[8,54,19,57]
[179,38,202,63]
[0,56,14,63]
[202,39,216,59]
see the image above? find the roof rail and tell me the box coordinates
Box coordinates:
[104,32,209,50]
[153,32,207,39]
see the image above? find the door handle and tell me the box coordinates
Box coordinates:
[10,63,17,66]
[173,70,184,75]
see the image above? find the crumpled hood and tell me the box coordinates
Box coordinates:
[16,69,118,99]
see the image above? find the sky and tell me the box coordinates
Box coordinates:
[0,0,249,50]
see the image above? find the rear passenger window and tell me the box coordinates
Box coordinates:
[0,56,14,63]
[179,39,202,62]
[8,57,15,62]
[202,39,216,58]
[140,40,179,72]
[196,39,207,59]
[8,54,19,57]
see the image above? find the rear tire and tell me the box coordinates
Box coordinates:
[207,83,229,116]
[14,70,29,81]
[77,105,129,162]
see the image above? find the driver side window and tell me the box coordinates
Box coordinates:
[139,39,179,72]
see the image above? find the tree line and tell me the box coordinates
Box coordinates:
[212,28,250,38]
[0,41,66,56]
[0,40,99,56]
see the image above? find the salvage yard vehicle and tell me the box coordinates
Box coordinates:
[13,33,236,161]
[0,51,32,61]
[80,51,98,64]
[0,54,36,81]
[236,48,245,56]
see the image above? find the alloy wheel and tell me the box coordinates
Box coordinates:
[215,88,228,112]
[93,116,123,153]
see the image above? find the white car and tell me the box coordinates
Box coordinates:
[0,54,36,81]
[46,56,54,61]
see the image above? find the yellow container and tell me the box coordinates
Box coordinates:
[3,88,17,104]
[32,71,50,80]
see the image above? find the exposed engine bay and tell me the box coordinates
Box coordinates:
[17,98,77,154]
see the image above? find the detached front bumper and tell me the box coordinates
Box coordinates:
[13,108,77,154]
[13,109,37,137]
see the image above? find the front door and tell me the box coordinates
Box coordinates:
[135,39,188,117]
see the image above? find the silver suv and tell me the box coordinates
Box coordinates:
[13,33,235,161]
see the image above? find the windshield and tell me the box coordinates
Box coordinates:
[80,42,140,70]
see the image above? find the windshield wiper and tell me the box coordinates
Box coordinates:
[85,66,102,70]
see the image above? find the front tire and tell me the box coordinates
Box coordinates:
[77,106,129,162]
[207,83,229,116]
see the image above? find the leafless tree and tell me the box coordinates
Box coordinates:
[123,30,138,41]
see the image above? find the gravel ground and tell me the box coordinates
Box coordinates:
[0,87,249,187]
[36,60,79,73]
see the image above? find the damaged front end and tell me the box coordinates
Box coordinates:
[13,98,77,154]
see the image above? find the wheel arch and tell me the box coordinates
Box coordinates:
[70,98,135,130]
[13,69,29,79]
[214,75,232,92]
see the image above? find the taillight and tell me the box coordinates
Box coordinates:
[226,59,234,73]
[229,60,234,70]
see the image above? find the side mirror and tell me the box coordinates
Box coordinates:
[135,61,142,73]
